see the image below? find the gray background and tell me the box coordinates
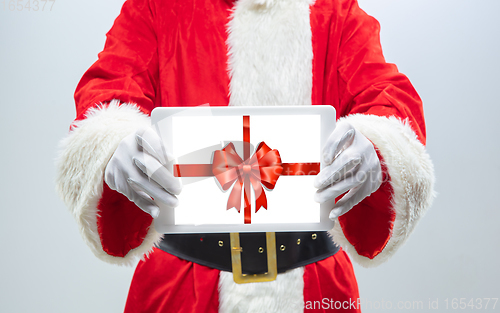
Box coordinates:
[1,0,499,312]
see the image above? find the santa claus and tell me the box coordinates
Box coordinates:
[56,0,435,312]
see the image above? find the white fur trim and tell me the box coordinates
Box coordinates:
[55,100,162,266]
[330,114,436,268]
[227,0,315,107]
[217,2,313,310]
[219,267,305,313]
[219,2,313,310]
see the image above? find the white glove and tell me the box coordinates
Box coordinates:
[314,122,382,220]
[104,127,182,218]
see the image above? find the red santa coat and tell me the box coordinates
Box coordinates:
[56,0,435,312]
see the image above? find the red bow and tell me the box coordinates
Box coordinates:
[212,142,283,223]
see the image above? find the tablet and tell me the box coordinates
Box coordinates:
[151,105,336,233]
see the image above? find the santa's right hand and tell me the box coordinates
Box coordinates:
[104,127,182,218]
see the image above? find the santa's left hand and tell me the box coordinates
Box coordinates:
[314,122,382,220]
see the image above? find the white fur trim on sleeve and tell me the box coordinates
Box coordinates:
[330,114,436,268]
[218,267,305,313]
[55,100,162,266]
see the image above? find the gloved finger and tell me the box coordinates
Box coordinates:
[314,175,362,204]
[322,123,355,166]
[314,146,362,189]
[133,155,182,195]
[329,184,366,220]
[130,194,161,218]
[136,127,174,165]
[127,177,179,208]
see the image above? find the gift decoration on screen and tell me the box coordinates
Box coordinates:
[173,115,320,224]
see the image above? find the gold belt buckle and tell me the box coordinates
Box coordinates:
[230,232,277,284]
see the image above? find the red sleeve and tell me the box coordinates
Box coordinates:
[70,0,161,260]
[74,0,159,120]
[336,0,426,141]
[334,0,428,261]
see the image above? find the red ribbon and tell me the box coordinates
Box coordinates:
[173,115,320,224]
[212,141,283,224]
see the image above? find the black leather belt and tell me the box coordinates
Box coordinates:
[157,231,339,275]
